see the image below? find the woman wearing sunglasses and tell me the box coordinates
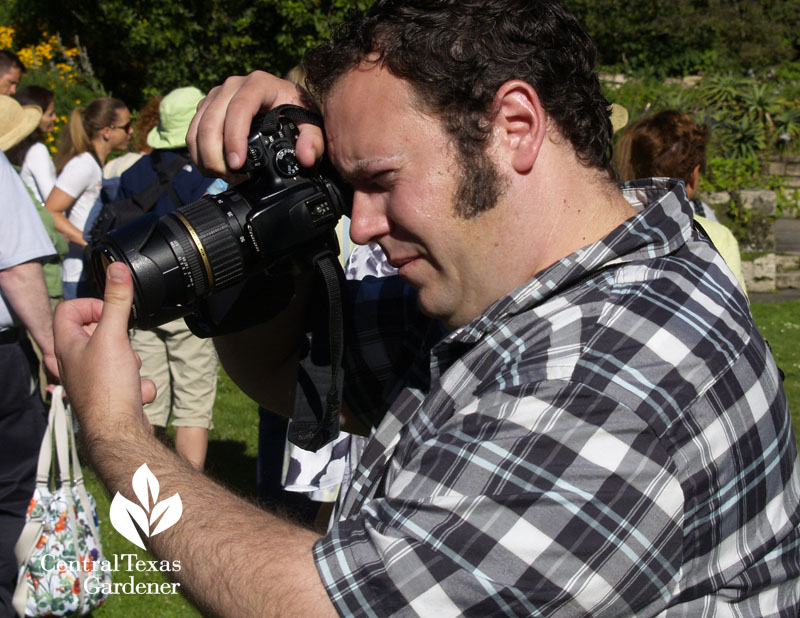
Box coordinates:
[45,97,131,299]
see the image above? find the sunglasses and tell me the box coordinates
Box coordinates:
[109,121,132,132]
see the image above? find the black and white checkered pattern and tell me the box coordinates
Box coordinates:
[313,179,800,617]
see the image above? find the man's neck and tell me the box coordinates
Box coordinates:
[520,144,635,276]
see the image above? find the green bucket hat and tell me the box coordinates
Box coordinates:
[146,86,205,150]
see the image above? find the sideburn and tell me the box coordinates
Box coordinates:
[455,150,508,219]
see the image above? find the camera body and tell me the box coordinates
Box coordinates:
[91,106,351,330]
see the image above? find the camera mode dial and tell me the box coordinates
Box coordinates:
[275,148,300,177]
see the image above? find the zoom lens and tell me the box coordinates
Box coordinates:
[91,190,255,330]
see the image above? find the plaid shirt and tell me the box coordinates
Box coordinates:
[312,178,800,617]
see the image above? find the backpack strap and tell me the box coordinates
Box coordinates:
[130,150,189,213]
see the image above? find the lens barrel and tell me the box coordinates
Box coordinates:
[91,192,252,330]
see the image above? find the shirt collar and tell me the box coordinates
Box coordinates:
[446,177,694,345]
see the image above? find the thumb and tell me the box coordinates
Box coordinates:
[97,262,134,334]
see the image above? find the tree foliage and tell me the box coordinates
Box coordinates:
[6,0,372,108]
[6,0,799,106]
[565,0,800,77]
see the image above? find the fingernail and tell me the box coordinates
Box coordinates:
[108,263,125,282]
[228,152,241,169]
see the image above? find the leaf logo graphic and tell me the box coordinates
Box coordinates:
[110,464,183,549]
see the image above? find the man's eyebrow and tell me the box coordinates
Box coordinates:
[343,157,398,182]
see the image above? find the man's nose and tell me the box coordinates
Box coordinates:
[349,192,391,245]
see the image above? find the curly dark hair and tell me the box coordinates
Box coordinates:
[303,0,612,217]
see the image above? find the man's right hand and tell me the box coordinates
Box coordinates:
[186,71,326,178]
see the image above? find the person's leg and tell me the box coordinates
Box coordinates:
[129,326,170,431]
[61,280,78,301]
[174,426,208,471]
[0,339,46,618]
[257,408,319,526]
[162,319,217,471]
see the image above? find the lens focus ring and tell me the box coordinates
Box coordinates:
[162,215,209,298]
[171,200,246,294]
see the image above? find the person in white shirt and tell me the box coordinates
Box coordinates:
[6,86,57,204]
[45,97,132,298]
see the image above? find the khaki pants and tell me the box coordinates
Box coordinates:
[130,318,217,428]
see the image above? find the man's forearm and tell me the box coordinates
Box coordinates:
[0,260,54,354]
[86,423,336,617]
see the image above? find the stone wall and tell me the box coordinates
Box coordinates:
[699,189,781,292]
[766,155,800,188]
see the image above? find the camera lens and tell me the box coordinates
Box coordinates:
[91,192,250,330]
[90,175,349,330]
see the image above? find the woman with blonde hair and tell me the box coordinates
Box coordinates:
[45,96,131,298]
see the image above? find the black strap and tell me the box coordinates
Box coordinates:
[258,104,324,135]
[287,251,345,451]
[130,151,189,213]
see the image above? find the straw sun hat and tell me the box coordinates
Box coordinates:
[0,95,42,152]
[609,103,629,134]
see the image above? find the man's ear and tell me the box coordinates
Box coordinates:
[491,80,547,174]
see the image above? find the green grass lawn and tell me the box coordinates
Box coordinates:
[78,299,800,617]
[750,299,800,447]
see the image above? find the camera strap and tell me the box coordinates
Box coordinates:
[257,103,324,136]
[255,103,347,451]
[288,249,346,451]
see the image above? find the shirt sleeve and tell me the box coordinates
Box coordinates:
[0,155,56,270]
[313,381,684,617]
[24,142,57,203]
[55,153,95,199]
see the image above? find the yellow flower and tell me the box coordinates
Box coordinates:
[0,26,14,49]
[35,42,54,60]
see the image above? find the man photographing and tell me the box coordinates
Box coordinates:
[55,1,800,616]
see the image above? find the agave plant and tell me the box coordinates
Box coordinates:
[712,115,768,159]
[696,73,750,110]
[741,82,783,133]
[773,108,800,152]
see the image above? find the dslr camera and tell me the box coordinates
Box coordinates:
[90,105,351,330]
